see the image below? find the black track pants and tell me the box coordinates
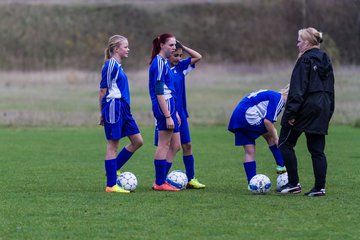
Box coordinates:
[279,127,327,189]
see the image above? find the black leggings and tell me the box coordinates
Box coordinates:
[279,126,327,189]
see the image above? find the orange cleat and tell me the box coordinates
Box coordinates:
[152,182,181,191]
[105,184,130,193]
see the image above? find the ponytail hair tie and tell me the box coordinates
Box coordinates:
[316,32,323,43]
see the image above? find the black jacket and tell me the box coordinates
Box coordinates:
[281,48,335,135]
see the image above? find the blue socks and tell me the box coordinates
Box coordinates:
[166,162,172,175]
[154,159,167,185]
[105,159,117,187]
[116,147,134,171]
[269,145,284,167]
[106,147,134,187]
[243,161,256,183]
[183,155,195,181]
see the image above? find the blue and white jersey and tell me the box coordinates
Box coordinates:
[100,57,130,124]
[100,57,130,105]
[149,54,176,108]
[172,57,195,119]
[228,90,284,132]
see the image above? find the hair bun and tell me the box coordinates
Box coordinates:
[317,32,323,43]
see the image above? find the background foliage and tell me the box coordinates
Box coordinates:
[1,0,359,126]
[1,0,359,71]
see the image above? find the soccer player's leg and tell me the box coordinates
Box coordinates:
[262,132,286,174]
[153,130,180,191]
[116,107,143,173]
[180,118,205,189]
[165,132,181,175]
[235,129,257,186]
[102,107,128,192]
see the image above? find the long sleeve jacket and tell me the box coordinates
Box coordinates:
[281,48,335,135]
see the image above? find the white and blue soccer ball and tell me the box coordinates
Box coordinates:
[248,174,272,194]
[276,172,288,189]
[166,170,188,189]
[116,172,138,192]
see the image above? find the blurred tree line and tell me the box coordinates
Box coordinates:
[0,0,359,71]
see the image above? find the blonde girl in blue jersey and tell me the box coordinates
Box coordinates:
[99,35,143,193]
[149,33,181,191]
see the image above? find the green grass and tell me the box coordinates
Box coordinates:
[1,125,360,239]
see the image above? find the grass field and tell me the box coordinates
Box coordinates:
[1,125,360,239]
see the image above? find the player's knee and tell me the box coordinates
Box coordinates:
[158,140,171,150]
[107,141,118,152]
[264,135,275,145]
[182,143,191,151]
[244,147,255,156]
[182,143,192,153]
[134,138,144,149]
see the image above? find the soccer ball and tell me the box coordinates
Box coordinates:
[166,170,188,189]
[276,172,288,189]
[248,174,272,194]
[116,172,138,192]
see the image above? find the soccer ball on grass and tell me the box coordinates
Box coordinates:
[248,174,271,194]
[166,170,188,189]
[116,172,138,192]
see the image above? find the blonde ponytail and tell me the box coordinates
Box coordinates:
[104,47,111,62]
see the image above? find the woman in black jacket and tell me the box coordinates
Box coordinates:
[277,27,335,197]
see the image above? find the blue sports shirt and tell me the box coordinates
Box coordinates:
[149,54,176,108]
[100,57,130,105]
[172,57,195,119]
[228,90,284,132]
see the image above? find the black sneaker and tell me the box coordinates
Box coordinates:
[276,183,302,194]
[304,188,325,197]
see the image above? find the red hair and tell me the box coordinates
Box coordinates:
[149,33,175,64]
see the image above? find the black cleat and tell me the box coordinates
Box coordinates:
[276,183,302,194]
[304,188,325,197]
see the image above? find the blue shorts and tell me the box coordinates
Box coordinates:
[154,117,190,146]
[102,99,140,140]
[232,124,267,146]
[153,97,179,133]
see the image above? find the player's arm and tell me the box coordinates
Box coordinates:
[154,58,175,130]
[99,88,107,125]
[157,95,174,130]
[155,75,174,129]
[177,40,202,64]
[264,119,278,146]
